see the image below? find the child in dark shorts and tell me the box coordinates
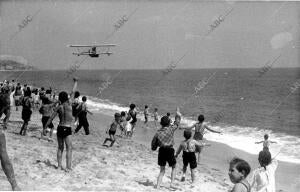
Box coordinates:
[103,113,121,147]
[20,89,33,136]
[151,116,180,189]
[40,97,57,140]
[175,130,210,183]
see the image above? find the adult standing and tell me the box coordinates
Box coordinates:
[44,78,77,171]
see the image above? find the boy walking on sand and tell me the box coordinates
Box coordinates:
[151,116,180,189]
[175,129,210,183]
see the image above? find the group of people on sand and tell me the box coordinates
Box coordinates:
[149,106,278,192]
[0,78,96,190]
[1,78,279,191]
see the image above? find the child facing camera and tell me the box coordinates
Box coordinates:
[228,158,251,192]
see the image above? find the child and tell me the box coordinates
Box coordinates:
[228,158,251,192]
[119,111,127,137]
[174,107,182,127]
[175,129,210,183]
[250,150,278,192]
[180,114,221,164]
[13,83,22,111]
[144,105,149,127]
[127,104,137,136]
[19,89,33,136]
[151,116,180,189]
[74,96,93,135]
[103,113,121,147]
[153,108,159,128]
[40,97,57,141]
[255,134,277,151]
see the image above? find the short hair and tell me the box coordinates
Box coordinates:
[229,158,251,177]
[74,91,80,98]
[121,111,126,116]
[145,105,148,108]
[82,96,87,102]
[41,87,45,91]
[130,104,136,110]
[258,150,272,169]
[166,112,170,116]
[154,108,158,111]
[184,130,192,140]
[46,89,51,94]
[114,113,121,119]
[24,89,31,97]
[58,91,69,103]
[160,116,170,127]
[198,114,204,122]
[264,134,269,140]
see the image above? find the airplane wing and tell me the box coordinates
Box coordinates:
[68,44,116,47]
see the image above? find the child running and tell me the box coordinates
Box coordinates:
[181,114,221,163]
[250,150,278,192]
[103,113,121,147]
[175,129,210,183]
[19,89,33,136]
[228,158,251,192]
[255,134,277,151]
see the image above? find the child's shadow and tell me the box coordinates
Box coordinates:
[136,179,155,187]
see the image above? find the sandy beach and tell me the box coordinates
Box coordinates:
[0,107,298,191]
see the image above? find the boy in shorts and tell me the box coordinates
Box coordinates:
[151,116,180,189]
[103,113,121,147]
[175,129,210,183]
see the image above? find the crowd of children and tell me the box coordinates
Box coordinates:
[1,78,280,191]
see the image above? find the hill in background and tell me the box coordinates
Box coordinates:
[0,60,37,70]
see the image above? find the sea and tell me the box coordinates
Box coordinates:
[1,68,300,164]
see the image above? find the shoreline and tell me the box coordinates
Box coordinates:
[0,108,299,191]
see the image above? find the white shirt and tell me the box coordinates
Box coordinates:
[251,160,278,192]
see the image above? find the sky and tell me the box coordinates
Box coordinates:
[0,0,299,70]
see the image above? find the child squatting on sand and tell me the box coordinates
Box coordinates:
[175,129,211,183]
[228,158,251,192]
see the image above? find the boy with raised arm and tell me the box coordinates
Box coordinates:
[151,116,180,189]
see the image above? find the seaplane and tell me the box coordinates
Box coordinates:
[68,44,116,57]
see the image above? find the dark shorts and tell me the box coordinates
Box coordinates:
[42,116,54,129]
[22,109,32,122]
[158,146,176,167]
[183,151,197,169]
[57,125,72,138]
[193,132,203,140]
[109,129,116,136]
